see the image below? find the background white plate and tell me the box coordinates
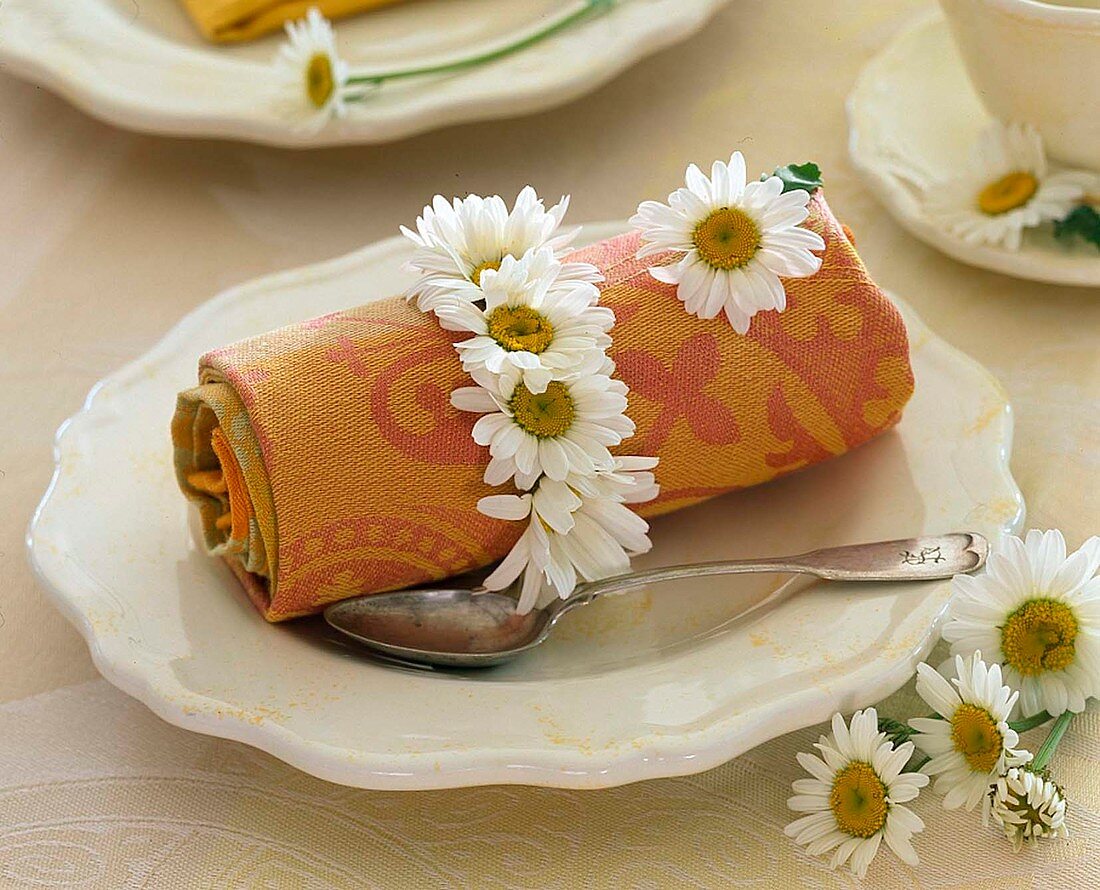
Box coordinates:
[0,0,729,147]
[28,222,1024,790]
[847,12,1100,288]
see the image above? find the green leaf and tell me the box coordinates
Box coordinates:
[765,162,824,194]
[1053,204,1100,251]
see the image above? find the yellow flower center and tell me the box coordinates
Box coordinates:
[977,171,1039,215]
[487,305,555,354]
[305,53,335,109]
[692,207,761,270]
[510,381,574,438]
[951,703,1003,773]
[1001,599,1078,677]
[470,259,502,286]
[829,761,888,839]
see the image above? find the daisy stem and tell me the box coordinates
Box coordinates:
[345,0,615,89]
[1030,710,1074,773]
[1009,710,1053,734]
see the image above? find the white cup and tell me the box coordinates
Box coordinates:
[939,0,1100,169]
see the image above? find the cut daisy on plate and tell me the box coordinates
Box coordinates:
[922,122,1093,251]
[431,249,613,395]
[630,151,825,334]
[450,369,634,489]
[909,651,1031,811]
[275,8,352,126]
[941,528,1100,717]
[785,708,928,879]
[401,187,602,310]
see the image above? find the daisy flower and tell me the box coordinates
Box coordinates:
[910,651,1031,811]
[276,8,352,125]
[986,767,1069,851]
[401,187,602,310]
[431,249,613,394]
[478,469,656,613]
[630,152,825,334]
[942,529,1100,717]
[785,708,928,879]
[450,369,634,489]
[922,122,1092,251]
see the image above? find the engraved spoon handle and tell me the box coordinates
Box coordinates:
[555,533,988,616]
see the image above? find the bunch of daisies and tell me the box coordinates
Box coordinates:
[402,187,659,614]
[786,529,1098,878]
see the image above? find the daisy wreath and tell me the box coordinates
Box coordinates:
[402,188,659,615]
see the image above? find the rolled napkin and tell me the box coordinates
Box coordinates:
[179,0,404,43]
[172,193,913,621]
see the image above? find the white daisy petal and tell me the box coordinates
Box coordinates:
[914,662,961,718]
[483,523,539,591]
[451,385,499,414]
[792,752,831,783]
[789,814,839,846]
[476,494,532,522]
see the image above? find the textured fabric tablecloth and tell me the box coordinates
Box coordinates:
[0,0,1096,886]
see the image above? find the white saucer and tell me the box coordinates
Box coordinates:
[27,222,1023,790]
[847,12,1100,288]
[0,0,728,147]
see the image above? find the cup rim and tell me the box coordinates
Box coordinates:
[978,0,1100,27]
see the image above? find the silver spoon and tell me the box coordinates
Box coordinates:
[324,532,988,668]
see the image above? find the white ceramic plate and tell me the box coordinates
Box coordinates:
[847,12,1100,288]
[0,0,728,147]
[28,222,1024,791]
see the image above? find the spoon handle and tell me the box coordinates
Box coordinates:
[560,532,987,611]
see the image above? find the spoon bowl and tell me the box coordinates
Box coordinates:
[324,533,989,668]
[324,588,559,667]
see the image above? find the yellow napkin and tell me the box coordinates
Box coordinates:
[180,0,406,43]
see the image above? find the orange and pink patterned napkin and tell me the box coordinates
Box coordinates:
[172,192,913,621]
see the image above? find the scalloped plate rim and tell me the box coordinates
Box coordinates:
[0,0,731,147]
